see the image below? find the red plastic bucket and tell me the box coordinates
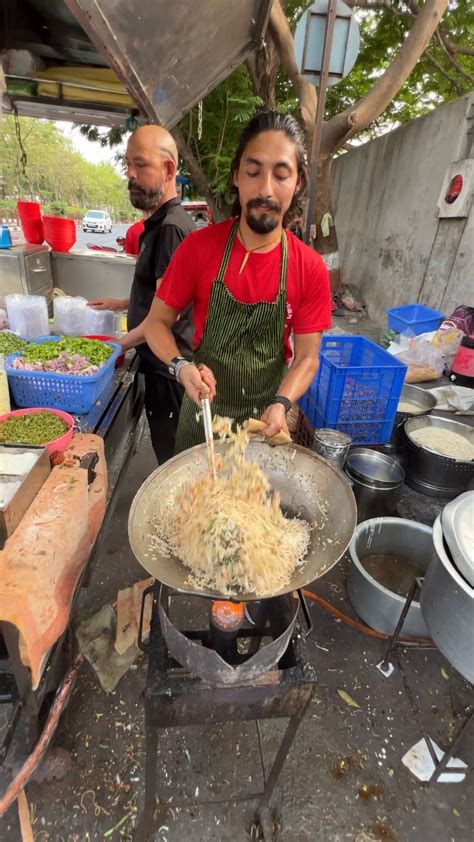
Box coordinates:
[20,219,44,244]
[43,217,76,251]
[17,201,41,219]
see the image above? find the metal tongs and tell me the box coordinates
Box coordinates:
[201,397,216,480]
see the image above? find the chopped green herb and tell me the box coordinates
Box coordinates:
[0,333,30,355]
[0,412,69,445]
[21,337,113,366]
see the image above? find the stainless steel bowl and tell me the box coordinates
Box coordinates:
[391,384,436,448]
[403,416,474,498]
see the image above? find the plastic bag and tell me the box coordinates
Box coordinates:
[431,327,463,373]
[440,305,474,336]
[387,333,445,383]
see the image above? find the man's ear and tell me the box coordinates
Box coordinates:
[232,168,239,189]
[164,158,176,181]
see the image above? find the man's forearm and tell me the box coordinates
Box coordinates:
[120,322,145,352]
[276,355,318,403]
[144,317,181,364]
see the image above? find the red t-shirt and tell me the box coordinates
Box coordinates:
[125,220,145,256]
[156,218,331,362]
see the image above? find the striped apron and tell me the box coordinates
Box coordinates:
[175,219,288,453]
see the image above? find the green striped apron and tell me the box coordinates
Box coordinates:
[175,219,288,453]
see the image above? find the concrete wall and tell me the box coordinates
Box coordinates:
[331,94,473,325]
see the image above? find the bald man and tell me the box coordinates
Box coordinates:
[88,125,195,463]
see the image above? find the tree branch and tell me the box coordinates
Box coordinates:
[322,0,450,154]
[346,1,402,11]
[439,33,474,57]
[268,0,317,142]
[425,49,464,94]
[436,28,474,84]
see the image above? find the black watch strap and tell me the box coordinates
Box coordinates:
[268,395,292,414]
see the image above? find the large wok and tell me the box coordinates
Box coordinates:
[128,439,357,601]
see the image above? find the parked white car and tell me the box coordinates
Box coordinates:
[82,210,113,233]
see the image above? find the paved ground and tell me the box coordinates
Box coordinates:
[73,223,129,253]
[1,312,473,841]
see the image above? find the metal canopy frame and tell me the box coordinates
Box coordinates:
[2,0,272,128]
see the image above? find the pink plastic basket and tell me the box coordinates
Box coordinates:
[0,407,74,455]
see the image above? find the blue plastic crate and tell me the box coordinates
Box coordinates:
[298,335,407,445]
[387,304,443,336]
[5,337,120,414]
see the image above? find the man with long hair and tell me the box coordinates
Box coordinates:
[144,111,331,451]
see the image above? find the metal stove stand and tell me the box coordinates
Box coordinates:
[135,583,316,841]
[378,577,473,784]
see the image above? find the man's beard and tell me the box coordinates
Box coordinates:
[245,198,281,234]
[128,180,164,211]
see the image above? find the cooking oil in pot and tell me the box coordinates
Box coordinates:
[361,553,423,597]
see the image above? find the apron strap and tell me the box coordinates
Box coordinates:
[216,219,239,284]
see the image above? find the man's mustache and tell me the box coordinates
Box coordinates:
[247,198,281,213]
[128,180,143,192]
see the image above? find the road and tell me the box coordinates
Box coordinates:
[73,223,130,253]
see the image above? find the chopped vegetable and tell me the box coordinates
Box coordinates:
[0,412,69,446]
[0,333,30,355]
[10,337,113,377]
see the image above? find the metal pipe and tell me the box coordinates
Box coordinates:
[304,0,338,245]
[0,653,83,817]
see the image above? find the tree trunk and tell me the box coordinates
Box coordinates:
[268,0,449,291]
[246,38,279,110]
[268,0,317,142]
[172,125,228,221]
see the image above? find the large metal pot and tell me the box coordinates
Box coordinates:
[391,384,436,449]
[347,517,432,636]
[403,416,474,499]
[420,515,474,683]
[344,448,405,522]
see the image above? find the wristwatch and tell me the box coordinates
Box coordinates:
[268,395,292,414]
[168,356,193,381]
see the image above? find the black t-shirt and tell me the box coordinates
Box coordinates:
[127,198,195,375]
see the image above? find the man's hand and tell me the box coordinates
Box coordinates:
[196,364,216,400]
[179,363,216,407]
[87,297,128,311]
[258,403,289,440]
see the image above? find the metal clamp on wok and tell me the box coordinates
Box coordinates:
[297,589,313,639]
[137,582,159,655]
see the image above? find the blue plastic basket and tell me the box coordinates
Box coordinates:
[387,304,444,336]
[5,337,120,414]
[298,335,407,445]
